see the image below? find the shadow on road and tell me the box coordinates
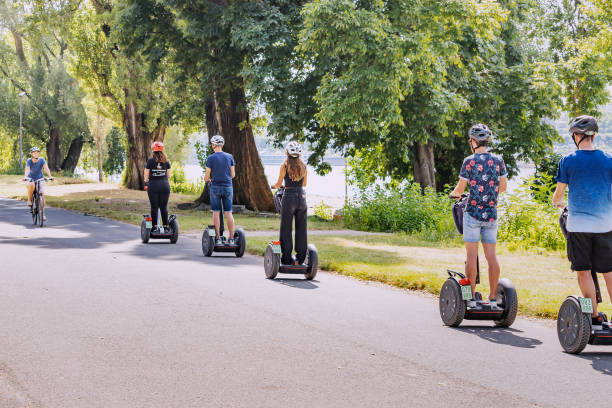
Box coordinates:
[272,278,319,290]
[454,326,542,348]
[575,352,612,376]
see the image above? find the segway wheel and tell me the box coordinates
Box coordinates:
[235,229,246,258]
[557,296,591,354]
[264,244,280,279]
[304,244,318,280]
[140,220,150,243]
[494,278,518,328]
[201,228,214,257]
[439,278,466,327]
[170,218,179,244]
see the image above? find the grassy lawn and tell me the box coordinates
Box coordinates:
[246,234,612,319]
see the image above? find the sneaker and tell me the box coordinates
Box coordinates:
[215,238,222,246]
[228,238,235,246]
[592,313,606,329]
[474,292,483,301]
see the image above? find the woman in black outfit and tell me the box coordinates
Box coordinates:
[271,142,308,265]
[144,141,172,230]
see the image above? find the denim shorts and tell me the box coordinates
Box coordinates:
[209,185,233,212]
[463,212,498,244]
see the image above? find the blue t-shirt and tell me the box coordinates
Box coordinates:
[556,150,612,233]
[205,152,235,187]
[27,157,46,180]
[459,152,507,221]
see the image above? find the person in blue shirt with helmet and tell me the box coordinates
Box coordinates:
[204,135,236,246]
[23,146,53,219]
[552,115,612,328]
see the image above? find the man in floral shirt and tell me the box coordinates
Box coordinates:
[450,124,507,304]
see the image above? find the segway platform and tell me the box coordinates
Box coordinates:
[264,241,318,280]
[141,214,179,243]
[439,270,518,327]
[201,225,246,257]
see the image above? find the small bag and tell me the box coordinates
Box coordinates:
[559,207,569,239]
[273,187,284,213]
[452,195,468,235]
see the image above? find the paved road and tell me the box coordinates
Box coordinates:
[0,197,610,408]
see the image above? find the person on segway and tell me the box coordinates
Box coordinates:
[24,147,54,220]
[204,135,236,246]
[450,124,507,306]
[271,141,308,266]
[552,115,612,328]
[144,141,172,232]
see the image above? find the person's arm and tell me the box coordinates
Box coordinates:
[43,163,53,179]
[144,169,150,183]
[552,182,567,208]
[24,165,30,180]
[230,166,235,179]
[302,168,308,188]
[166,162,171,181]
[271,163,286,188]
[499,176,507,194]
[450,179,468,198]
[204,167,211,183]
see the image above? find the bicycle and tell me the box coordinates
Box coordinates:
[25,177,52,227]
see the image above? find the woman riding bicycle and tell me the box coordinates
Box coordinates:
[144,141,172,231]
[271,142,308,266]
[24,146,53,220]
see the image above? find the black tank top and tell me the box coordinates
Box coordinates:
[284,165,304,188]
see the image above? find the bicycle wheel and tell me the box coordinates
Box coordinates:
[38,194,44,227]
[32,191,38,225]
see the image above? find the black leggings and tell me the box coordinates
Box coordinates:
[280,190,308,265]
[147,185,170,226]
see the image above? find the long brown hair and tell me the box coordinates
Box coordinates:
[286,155,306,182]
[153,151,168,163]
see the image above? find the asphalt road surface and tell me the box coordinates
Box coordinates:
[0,197,610,408]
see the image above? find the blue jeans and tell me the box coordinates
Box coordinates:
[210,185,233,212]
[463,213,498,244]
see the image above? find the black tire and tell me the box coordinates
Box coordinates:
[201,229,214,257]
[439,278,466,327]
[557,296,591,354]
[494,278,518,328]
[170,218,179,244]
[235,229,246,257]
[264,244,280,279]
[140,220,150,243]
[304,244,318,280]
[32,193,38,225]
[38,194,44,227]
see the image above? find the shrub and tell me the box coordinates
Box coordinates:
[498,177,565,251]
[170,165,205,194]
[343,181,457,241]
[314,201,333,221]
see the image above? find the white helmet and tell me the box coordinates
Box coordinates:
[285,141,302,157]
[210,135,225,146]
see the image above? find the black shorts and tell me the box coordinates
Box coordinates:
[567,231,612,273]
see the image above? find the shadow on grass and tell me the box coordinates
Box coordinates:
[575,352,612,376]
[454,326,543,349]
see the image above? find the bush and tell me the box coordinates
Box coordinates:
[314,201,333,221]
[170,165,205,194]
[498,177,565,251]
[343,181,457,241]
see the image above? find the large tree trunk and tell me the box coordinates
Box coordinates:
[46,127,62,171]
[122,98,166,189]
[60,137,83,174]
[412,140,436,190]
[195,86,274,212]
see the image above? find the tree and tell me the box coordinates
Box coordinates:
[69,1,172,189]
[0,0,90,172]
[103,126,126,176]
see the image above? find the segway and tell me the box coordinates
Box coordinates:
[439,194,518,327]
[556,208,612,354]
[141,209,179,244]
[264,187,318,280]
[201,204,246,257]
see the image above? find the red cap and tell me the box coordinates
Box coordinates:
[151,141,164,152]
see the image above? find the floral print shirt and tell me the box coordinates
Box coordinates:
[459,152,507,222]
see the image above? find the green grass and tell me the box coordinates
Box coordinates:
[246,234,612,319]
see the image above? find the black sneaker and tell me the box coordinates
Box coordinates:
[592,313,606,329]
[474,292,483,301]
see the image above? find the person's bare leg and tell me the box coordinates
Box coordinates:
[577,270,598,317]
[482,242,500,300]
[465,242,479,294]
[27,183,34,205]
[213,211,221,238]
[225,211,235,238]
[601,272,612,306]
[41,194,46,221]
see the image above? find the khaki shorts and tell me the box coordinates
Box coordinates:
[28,179,45,194]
